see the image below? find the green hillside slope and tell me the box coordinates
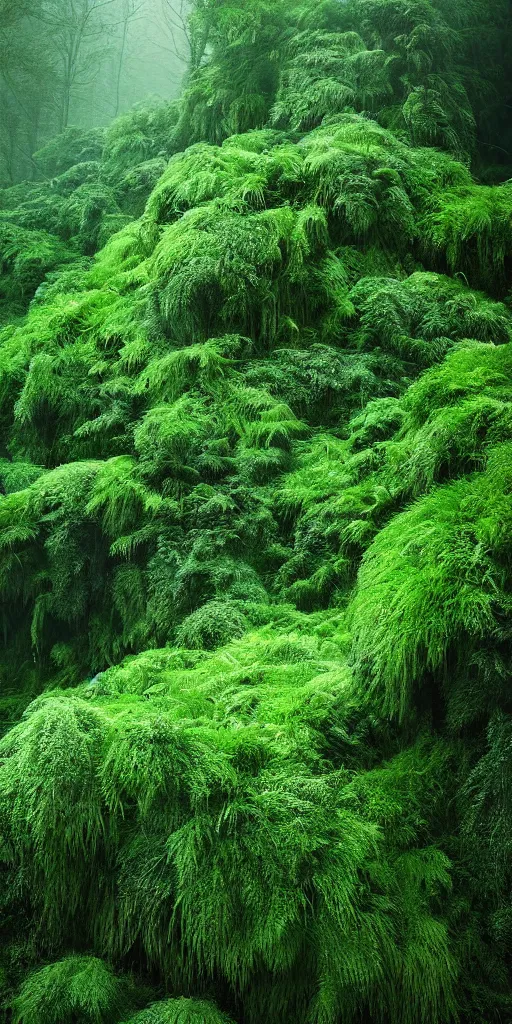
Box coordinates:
[1,1,512,1022]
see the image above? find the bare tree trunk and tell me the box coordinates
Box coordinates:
[49,0,116,130]
[114,15,129,116]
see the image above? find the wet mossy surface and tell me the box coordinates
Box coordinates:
[1,1,512,1021]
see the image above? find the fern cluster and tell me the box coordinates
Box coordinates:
[1,0,512,1021]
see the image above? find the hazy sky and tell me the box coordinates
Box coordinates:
[72,0,189,126]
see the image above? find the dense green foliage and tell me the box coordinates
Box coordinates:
[1,0,512,1021]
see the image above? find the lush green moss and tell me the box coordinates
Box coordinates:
[1,0,512,1021]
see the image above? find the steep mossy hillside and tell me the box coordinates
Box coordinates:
[1,0,512,1022]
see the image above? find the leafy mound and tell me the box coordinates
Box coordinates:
[1,0,512,1022]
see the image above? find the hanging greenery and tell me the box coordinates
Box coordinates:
[0,0,512,1022]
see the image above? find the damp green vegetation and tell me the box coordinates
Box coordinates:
[1,0,512,1022]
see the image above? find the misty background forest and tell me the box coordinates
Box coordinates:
[0,0,188,181]
[1,1,512,1022]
